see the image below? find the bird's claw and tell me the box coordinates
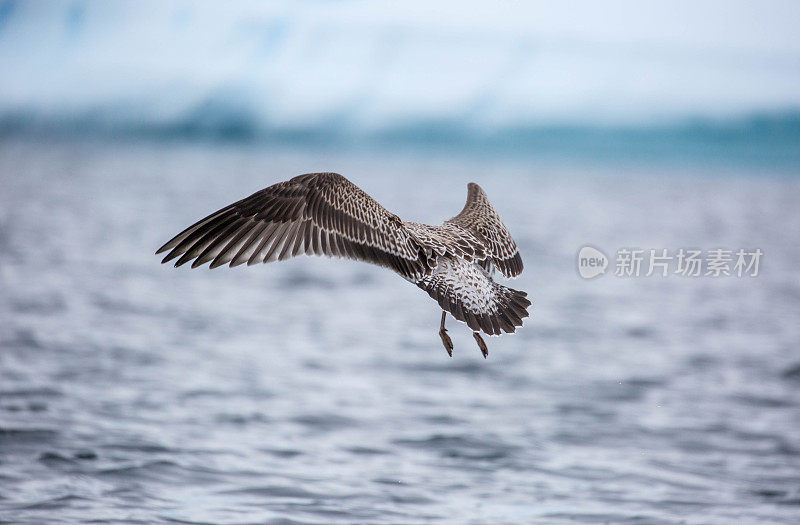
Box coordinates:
[439,328,454,357]
[473,332,488,358]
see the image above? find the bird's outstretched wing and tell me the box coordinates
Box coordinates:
[446,183,523,278]
[418,256,530,335]
[156,173,427,280]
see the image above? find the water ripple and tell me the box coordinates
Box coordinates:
[1,141,798,524]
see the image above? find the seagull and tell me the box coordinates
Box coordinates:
[156,173,530,357]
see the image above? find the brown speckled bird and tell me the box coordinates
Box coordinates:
[156,173,530,357]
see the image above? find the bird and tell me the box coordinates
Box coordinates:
[156,173,530,357]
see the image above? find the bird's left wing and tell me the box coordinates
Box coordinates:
[156,173,427,280]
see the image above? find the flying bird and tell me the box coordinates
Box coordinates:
[156,173,530,357]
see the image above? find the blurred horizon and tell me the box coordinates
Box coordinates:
[1,0,800,168]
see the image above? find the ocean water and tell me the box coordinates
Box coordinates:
[1,139,799,524]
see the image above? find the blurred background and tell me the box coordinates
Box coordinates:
[1,1,799,524]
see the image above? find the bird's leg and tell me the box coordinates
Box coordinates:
[473,332,488,358]
[438,311,453,357]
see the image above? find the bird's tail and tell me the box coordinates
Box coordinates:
[418,256,531,335]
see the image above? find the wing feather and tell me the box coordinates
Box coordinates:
[193,219,246,268]
[278,221,301,261]
[157,173,427,280]
[447,182,523,278]
[211,220,257,268]
[244,223,276,266]
[264,222,291,263]
[230,222,269,267]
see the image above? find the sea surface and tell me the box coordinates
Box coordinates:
[1,139,800,524]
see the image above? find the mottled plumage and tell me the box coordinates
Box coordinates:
[417,255,529,335]
[157,173,530,355]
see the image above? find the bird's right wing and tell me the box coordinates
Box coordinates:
[156,173,427,280]
[446,182,523,278]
